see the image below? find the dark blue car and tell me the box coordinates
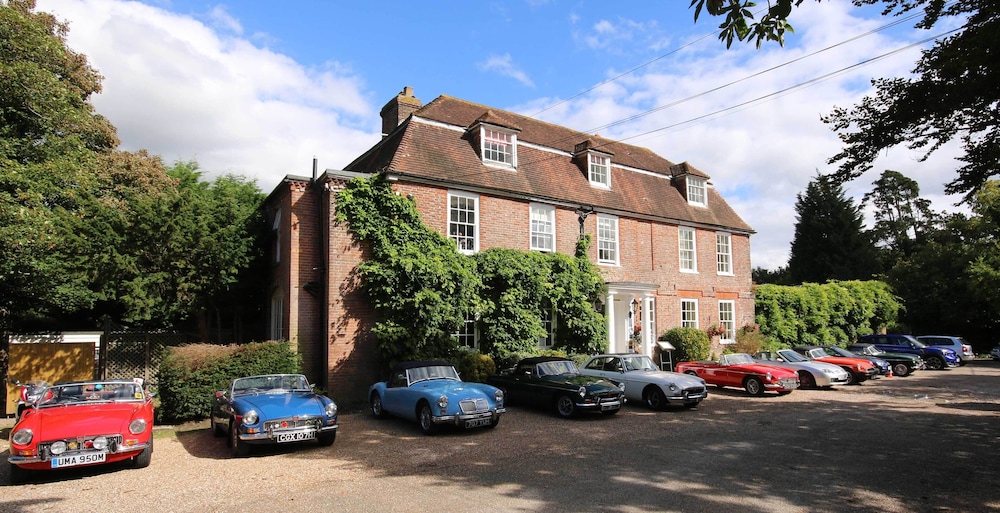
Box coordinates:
[857,334,959,370]
[211,374,339,457]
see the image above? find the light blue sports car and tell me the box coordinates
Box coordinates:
[210,374,338,457]
[368,360,505,435]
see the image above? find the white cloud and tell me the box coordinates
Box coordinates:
[37,0,378,191]
[535,2,965,270]
[477,54,535,88]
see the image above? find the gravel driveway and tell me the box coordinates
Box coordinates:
[3,361,1000,513]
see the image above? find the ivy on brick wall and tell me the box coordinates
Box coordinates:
[335,174,607,364]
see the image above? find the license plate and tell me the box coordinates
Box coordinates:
[276,431,316,443]
[465,417,492,428]
[51,452,106,468]
[601,403,619,411]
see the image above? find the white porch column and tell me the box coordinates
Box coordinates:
[605,291,615,353]
[642,296,654,356]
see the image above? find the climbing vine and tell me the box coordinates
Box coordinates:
[335,174,607,364]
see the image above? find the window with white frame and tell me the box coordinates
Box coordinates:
[530,203,555,252]
[679,226,697,272]
[538,308,556,349]
[454,313,478,349]
[681,299,698,328]
[448,191,478,254]
[482,127,516,167]
[687,177,707,207]
[597,214,619,265]
[716,232,733,275]
[588,153,610,187]
[718,301,735,343]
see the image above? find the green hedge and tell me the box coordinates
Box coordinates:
[156,341,302,423]
[659,327,711,362]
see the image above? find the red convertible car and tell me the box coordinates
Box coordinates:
[7,379,155,484]
[675,353,800,396]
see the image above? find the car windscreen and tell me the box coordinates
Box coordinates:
[826,346,855,357]
[622,356,656,371]
[536,360,578,377]
[406,365,460,384]
[777,350,808,362]
[39,382,143,406]
[233,375,309,395]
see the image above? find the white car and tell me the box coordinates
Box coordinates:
[581,354,708,409]
[754,349,852,388]
[990,345,1000,361]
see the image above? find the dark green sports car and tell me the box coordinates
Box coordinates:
[846,343,924,377]
[486,356,624,418]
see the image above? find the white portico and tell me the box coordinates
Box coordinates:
[601,282,658,357]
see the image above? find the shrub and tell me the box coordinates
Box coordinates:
[156,341,301,423]
[453,350,496,383]
[660,327,710,362]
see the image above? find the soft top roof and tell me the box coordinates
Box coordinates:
[518,356,572,366]
[392,360,452,372]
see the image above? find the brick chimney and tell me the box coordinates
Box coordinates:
[380,86,422,138]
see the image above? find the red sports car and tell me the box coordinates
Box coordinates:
[7,379,155,484]
[675,353,800,396]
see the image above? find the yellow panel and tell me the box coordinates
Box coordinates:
[5,343,95,416]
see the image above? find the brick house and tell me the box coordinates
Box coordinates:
[263,87,755,402]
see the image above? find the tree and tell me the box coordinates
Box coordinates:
[690,1,1000,200]
[787,174,877,283]
[862,170,937,259]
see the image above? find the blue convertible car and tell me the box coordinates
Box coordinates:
[210,374,339,457]
[369,360,505,435]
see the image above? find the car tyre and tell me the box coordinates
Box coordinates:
[554,395,576,418]
[8,463,29,485]
[843,369,857,385]
[892,363,911,377]
[644,386,666,410]
[318,431,336,447]
[798,371,816,389]
[230,420,250,458]
[488,415,501,429]
[418,403,437,435]
[925,356,944,370]
[602,408,619,416]
[370,393,387,419]
[211,418,225,438]
[133,441,153,468]
[744,376,764,396]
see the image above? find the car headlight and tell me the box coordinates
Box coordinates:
[11,429,32,446]
[243,410,259,425]
[617,382,626,391]
[129,419,147,434]
[668,383,679,392]
[578,386,587,397]
[494,389,504,404]
[764,373,773,381]
[856,364,864,371]
[50,440,67,455]
[325,401,338,417]
[436,395,448,409]
[92,436,109,450]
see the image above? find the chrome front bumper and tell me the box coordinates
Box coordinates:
[9,441,151,465]
[432,408,505,426]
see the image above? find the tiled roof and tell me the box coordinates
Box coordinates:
[344,95,753,233]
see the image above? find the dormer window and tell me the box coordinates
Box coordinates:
[687,177,707,207]
[588,153,610,188]
[481,127,516,168]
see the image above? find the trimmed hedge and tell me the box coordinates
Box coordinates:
[156,341,302,423]
[660,327,711,363]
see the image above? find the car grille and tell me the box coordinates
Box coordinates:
[778,378,798,388]
[683,386,707,397]
[39,434,124,459]
[459,398,489,414]
[264,417,321,433]
[592,391,621,403]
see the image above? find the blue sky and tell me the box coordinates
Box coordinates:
[34,0,966,270]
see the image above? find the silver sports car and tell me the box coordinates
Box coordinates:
[581,354,708,409]
[754,349,851,388]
